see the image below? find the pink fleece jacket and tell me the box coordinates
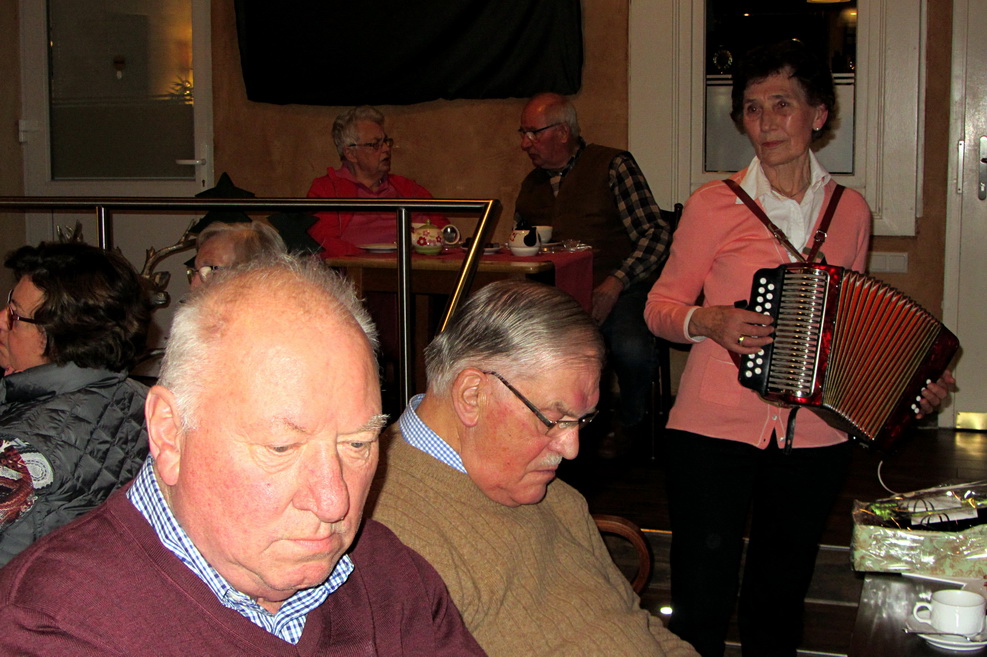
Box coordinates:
[307,166,447,257]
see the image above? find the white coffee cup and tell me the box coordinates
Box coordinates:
[535,225,553,243]
[441,224,461,245]
[913,589,986,635]
[508,228,541,256]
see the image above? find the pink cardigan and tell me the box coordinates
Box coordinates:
[645,172,871,449]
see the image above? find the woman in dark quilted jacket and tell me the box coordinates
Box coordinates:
[0,241,152,565]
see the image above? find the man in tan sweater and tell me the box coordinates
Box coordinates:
[368,280,698,657]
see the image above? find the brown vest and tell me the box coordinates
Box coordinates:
[515,144,627,285]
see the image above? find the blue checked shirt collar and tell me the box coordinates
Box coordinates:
[399,394,467,473]
[126,457,354,645]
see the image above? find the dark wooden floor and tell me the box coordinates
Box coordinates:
[562,421,987,656]
[562,421,987,545]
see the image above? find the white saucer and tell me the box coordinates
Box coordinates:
[358,243,397,253]
[905,616,987,651]
[461,243,501,255]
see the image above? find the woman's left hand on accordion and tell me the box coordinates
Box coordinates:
[915,369,956,419]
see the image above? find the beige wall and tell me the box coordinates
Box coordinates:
[1,0,954,313]
[211,0,628,243]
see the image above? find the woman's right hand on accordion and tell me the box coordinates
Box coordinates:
[915,369,956,419]
[689,305,775,354]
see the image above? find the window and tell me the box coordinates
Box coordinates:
[703,0,857,175]
[629,0,925,236]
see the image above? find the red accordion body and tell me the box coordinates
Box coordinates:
[738,263,959,451]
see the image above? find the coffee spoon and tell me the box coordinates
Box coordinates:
[901,628,985,641]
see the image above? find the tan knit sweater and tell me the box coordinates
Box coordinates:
[367,431,699,657]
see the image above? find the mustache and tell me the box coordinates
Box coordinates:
[536,453,563,469]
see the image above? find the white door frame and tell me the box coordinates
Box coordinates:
[943,0,987,429]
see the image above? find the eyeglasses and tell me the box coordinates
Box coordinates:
[186,265,225,284]
[5,290,43,331]
[484,371,598,437]
[517,123,561,141]
[348,136,395,152]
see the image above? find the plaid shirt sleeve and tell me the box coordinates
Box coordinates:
[607,152,672,287]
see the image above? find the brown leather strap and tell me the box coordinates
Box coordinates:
[804,184,844,265]
[723,179,845,264]
[723,179,804,262]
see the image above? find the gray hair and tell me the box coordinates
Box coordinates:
[532,93,581,141]
[159,254,378,431]
[332,105,386,160]
[424,280,604,393]
[196,220,287,266]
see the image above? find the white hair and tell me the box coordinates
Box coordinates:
[424,280,604,394]
[159,254,378,431]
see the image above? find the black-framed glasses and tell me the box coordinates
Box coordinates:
[517,123,561,141]
[484,371,598,437]
[5,290,43,331]
[186,265,225,284]
[349,136,394,152]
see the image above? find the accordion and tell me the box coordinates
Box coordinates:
[738,263,959,450]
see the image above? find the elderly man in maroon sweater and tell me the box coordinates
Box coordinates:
[0,255,485,657]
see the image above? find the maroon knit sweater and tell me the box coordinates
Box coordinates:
[0,488,486,657]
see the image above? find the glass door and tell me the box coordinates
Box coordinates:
[47,0,198,181]
[19,0,214,370]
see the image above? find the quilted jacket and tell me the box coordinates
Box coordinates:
[0,363,149,566]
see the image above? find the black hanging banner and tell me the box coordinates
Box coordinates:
[234,0,583,106]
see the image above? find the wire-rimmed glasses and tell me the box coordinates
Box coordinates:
[484,370,598,436]
[349,136,395,151]
[186,265,225,284]
[517,123,561,141]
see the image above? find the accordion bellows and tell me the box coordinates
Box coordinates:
[739,263,959,450]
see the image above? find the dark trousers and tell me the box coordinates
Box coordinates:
[599,281,657,427]
[664,430,853,657]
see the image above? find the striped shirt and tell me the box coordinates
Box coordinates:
[126,458,354,644]
[399,394,466,473]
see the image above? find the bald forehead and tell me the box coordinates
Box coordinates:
[195,270,363,351]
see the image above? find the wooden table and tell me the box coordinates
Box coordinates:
[325,248,592,310]
[849,572,987,655]
[326,248,593,400]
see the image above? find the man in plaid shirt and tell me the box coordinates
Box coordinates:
[515,92,672,458]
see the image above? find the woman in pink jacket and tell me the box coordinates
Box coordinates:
[645,41,950,657]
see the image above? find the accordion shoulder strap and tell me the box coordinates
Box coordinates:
[804,184,844,264]
[723,178,846,264]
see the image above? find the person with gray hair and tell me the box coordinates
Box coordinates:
[0,255,487,657]
[306,105,447,257]
[515,92,673,460]
[187,220,287,290]
[368,280,699,657]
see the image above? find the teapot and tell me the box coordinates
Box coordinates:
[412,219,443,255]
